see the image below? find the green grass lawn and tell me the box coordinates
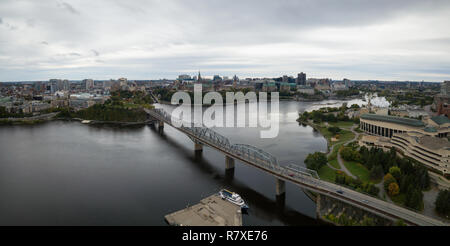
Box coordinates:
[318,165,337,182]
[343,161,370,183]
[329,121,355,129]
[328,143,342,160]
[317,127,355,146]
[329,158,340,169]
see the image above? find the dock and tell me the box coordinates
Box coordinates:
[165,194,243,226]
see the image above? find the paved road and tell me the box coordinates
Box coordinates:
[336,125,359,179]
[325,125,358,179]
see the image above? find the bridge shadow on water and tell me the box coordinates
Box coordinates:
[148,125,323,226]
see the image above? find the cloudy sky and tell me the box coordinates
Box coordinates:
[0,0,450,81]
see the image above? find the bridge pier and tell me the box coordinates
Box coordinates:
[158,121,164,131]
[275,178,286,196]
[225,156,235,171]
[194,142,203,152]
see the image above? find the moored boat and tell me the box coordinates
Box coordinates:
[219,189,249,211]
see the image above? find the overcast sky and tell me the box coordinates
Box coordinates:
[0,0,450,81]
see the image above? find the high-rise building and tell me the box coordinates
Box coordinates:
[118,78,127,87]
[213,75,222,83]
[297,72,306,85]
[82,79,94,91]
[441,81,450,96]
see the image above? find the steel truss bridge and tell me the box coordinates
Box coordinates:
[145,108,447,226]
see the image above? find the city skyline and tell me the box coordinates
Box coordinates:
[0,0,450,82]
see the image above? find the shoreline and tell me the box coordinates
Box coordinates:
[0,116,150,127]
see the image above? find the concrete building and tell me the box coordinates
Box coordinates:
[178,74,191,80]
[359,133,450,176]
[360,114,450,138]
[82,79,94,91]
[297,72,306,85]
[297,85,315,95]
[432,81,450,118]
[441,81,450,96]
[331,82,348,91]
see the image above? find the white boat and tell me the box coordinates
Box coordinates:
[81,120,91,124]
[219,189,249,210]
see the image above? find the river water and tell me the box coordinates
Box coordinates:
[0,99,365,225]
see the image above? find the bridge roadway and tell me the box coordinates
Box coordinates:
[145,108,447,226]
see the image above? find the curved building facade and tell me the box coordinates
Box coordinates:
[359,114,450,176]
[359,133,450,176]
[360,114,450,138]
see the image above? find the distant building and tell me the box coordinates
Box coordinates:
[331,82,348,91]
[83,79,94,91]
[296,72,306,85]
[178,74,191,80]
[297,85,314,95]
[441,81,450,96]
[213,75,222,83]
[197,71,202,83]
[343,78,353,88]
[118,78,127,87]
[433,81,450,118]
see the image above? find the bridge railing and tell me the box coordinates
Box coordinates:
[147,108,447,225]
[149,108,320,182]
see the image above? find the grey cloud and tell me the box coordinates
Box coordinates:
[0,0,450,81]
[26,18,35,27]
[57,2,80,15]
[0,17,17,30]
[55,52,81,57]
[91,49,99,56]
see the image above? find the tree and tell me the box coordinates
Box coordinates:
[363,182,380,196]
[389,166,402,181]
[394,220,407,226]
[370,165,384,180]
[405,188,423,210]
[304,152,328,171]
[388,182,400,196]
[384,173,397,191]
[340,147,361,162]
[435,190,450,217]
[328,126,341,135]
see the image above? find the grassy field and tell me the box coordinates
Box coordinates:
[329,158,340,169]
[317,127,355,147]
[343,161,371,183]
[328,121,355,129]
[318,165,337,183]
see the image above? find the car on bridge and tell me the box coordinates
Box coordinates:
[336,190,344,195]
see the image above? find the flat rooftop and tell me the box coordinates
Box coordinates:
[417,135,450,150]
[361,114,425,127]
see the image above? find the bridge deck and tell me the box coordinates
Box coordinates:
[146,108,447,226]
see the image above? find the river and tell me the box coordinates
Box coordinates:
[0,99,366,225]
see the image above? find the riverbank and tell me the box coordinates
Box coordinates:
[0,112,59,125]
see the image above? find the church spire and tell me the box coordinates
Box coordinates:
[198,71,202,83]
